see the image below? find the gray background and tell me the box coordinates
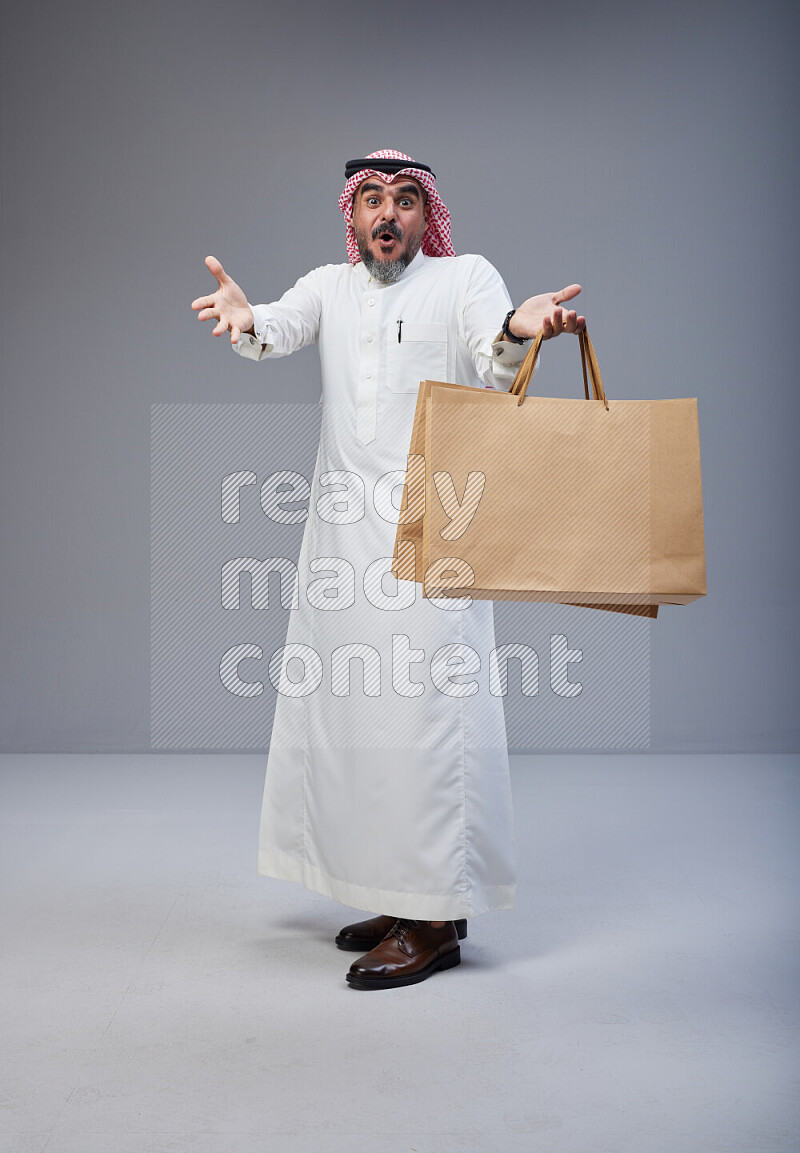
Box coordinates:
[1,0,797,753]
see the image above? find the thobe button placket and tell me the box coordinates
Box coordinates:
[357,288,380,444]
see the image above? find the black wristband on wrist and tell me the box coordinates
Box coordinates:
[501,308,527,344]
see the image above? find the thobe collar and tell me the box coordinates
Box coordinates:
[354,246,427,288]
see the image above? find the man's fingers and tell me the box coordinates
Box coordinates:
[230,324,241,344]
[543,309,586,340]
[191,294,216,310]
[196,306,220,322]
[568,312,587,333]
[212,319,229,337]
[553,283,582,305]
[205,254,230,286]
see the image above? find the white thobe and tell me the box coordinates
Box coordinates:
[233,247,530,919]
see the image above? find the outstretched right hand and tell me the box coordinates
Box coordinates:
[191,256,255,345]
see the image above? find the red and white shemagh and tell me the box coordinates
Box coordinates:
[338,148,456,265]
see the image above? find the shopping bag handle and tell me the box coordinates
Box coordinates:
[509,326,609,410]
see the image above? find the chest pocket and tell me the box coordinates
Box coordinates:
[386,322,449,393]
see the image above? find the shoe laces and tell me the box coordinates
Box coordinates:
[389,918,416,942]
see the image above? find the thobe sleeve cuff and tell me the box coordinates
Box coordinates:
[233,332,268,361]
[250,303,276,347]
[490,334,529,367]
[487,333,537,391]
[232,304,276,362]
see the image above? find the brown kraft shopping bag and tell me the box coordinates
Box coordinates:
[391,329,706,617]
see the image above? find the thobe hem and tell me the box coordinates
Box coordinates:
[257,846,516,920]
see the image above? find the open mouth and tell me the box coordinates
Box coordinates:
[372,225,402,251]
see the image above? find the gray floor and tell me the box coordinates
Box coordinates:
[1,753,798,1153]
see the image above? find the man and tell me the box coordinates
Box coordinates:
[191,149,585,990]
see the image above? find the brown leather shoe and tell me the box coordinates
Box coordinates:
[335,914,467,951]
[346,919,461,989]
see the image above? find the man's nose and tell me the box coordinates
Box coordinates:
[380,198,396,220]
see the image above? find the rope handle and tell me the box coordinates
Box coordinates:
[509,326,609,410]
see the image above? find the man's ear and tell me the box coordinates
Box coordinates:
[424,200,431,224]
